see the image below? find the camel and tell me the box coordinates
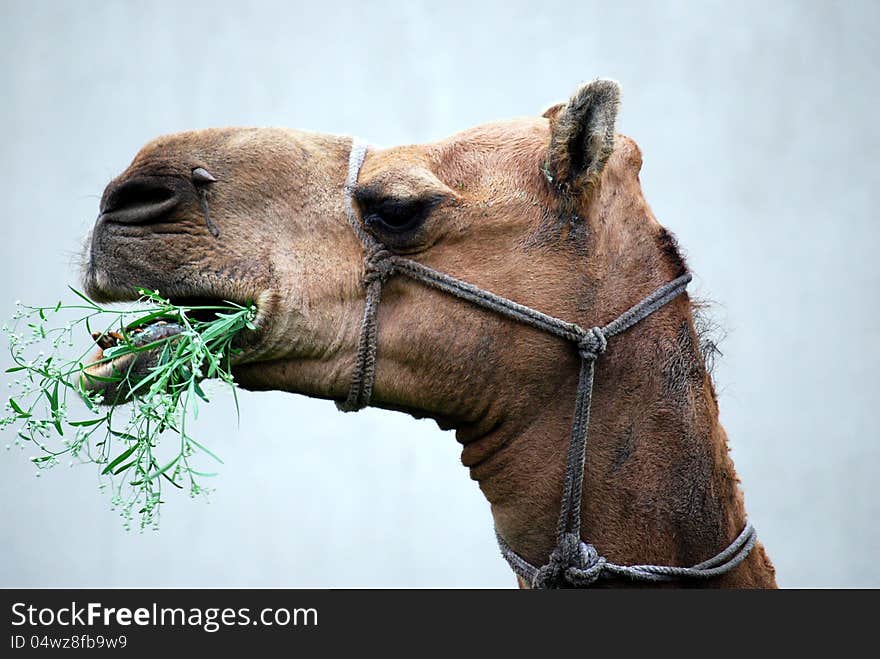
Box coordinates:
[83,79,777,588]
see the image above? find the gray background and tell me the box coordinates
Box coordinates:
[1,0,877,588]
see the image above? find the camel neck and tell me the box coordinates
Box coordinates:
[462,294,777,587]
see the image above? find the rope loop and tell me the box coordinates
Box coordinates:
[577,326,608,361]
[532,533,607,588]
[364,248,396,285]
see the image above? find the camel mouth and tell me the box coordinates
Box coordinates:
[79,293,270,401]
[80,319,185,400]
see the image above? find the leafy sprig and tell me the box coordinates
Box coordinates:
[1,288,257,530]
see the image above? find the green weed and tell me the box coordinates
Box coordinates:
[1,288,257,530]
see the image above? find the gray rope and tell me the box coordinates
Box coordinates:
[342,140,377,250]
[337,141,383,412]
[497,522,758,587]
[337,138,757,587]
[391,257,585,343]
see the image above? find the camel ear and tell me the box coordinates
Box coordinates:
[544,79,621,195]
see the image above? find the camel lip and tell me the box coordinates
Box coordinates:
[80,349,138,390]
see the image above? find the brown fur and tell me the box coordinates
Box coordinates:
[83,80,777,588]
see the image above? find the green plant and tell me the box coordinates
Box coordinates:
[1,288,257,530]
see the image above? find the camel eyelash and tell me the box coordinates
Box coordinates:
[355,190,445,233]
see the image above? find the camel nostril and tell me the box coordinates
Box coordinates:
[100,177,180,225]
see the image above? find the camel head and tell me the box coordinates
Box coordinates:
[83,79,644,434]
[82,76,688,492]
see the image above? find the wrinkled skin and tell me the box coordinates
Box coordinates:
[84,80,777,587]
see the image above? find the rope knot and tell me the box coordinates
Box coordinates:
[577,327,607,361]
[531,533,607,588]
[364,249,396,285]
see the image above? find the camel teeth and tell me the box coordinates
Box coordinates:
[91,331,118,350]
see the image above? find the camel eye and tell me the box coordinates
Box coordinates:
[358,194,442,234]
[191,167,217,185]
